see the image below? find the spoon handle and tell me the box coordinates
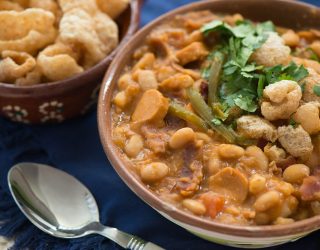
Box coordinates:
[94,223,165,250]
[126,236,165,250]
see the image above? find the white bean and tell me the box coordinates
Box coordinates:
[169,127,195,149]
[249,174,266,194]
[125,135,143,158]
[218,144,244,159]
[283,164,310,184]
[140,162,169,183]
[182,199,206,215]
[137,70,158,91]
[254,191,281,212]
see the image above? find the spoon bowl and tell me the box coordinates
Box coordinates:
[8,163,164,250]
[8,162,99,238]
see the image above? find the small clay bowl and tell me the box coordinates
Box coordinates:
[0,0,142,124]
[98,0,320,248]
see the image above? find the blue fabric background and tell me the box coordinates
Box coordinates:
[0,0,319,249]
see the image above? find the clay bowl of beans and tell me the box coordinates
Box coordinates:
[98,0,320,247]
[0,0,142,124]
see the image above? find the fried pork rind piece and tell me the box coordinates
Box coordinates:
[59,8,118,68]
[278,125,313,158]
[237,115,278,142]
[58,0,97,15]
[29,0,61,22]
[261,80,302,121]
[15,65,42,86]
[300,68,320,103]
[0,9,57,54]
[37,43,84,82]
[93,12,118,55]
[0,1,23,11]
[96,0,129,19]
[0,50,36,83]
[251,32,291,67]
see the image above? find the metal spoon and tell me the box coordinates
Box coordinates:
[7,162,164,250]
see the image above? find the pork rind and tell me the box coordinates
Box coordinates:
[0,50,36,83]
[96,0,129,19]
[37,43,84,81]
[29,0,61,22]
[94,12,119,55]
[0,9,57,54]
[0,0,120,85]
[58,0,97,15]
[59,8,118,68]
[15,65,42,86]
[0,1,23,11]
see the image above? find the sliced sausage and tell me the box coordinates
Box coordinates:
[209,167,248,203]
[132,89,169,124]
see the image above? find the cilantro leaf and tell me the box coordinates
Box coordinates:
[238,46,253,67]
[294,65,309,81]
[264,65,282,84]
[242,64,257,72]
[223,64,238,75]
[242,33,268,49]
[241,64,260,78]
[232,23,255,38]
[256,21,275,35]
[264,62,309,85]
[234,94,258,112]
[283,63,309,82]
[202,20,257,38]
[241,71,254,78]
[313,85,320,96]
[201,20,233,36]
[278,73,295,81]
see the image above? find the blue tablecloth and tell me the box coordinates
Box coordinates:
[0,0,319,249]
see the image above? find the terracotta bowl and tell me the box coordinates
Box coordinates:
[0,0,142,124]
[98,0,320,248]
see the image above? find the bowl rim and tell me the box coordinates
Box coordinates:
[98,0,320,238]
[0,0,142,94]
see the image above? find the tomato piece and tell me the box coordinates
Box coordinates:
[199,192,225,219]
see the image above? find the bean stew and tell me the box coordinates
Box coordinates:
[111,10,320,226]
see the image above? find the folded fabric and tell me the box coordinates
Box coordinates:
[1,0,320,250]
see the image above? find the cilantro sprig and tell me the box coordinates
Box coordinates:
[264,62,309,84]
[201,19,275,116]
[200,19,309,123]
